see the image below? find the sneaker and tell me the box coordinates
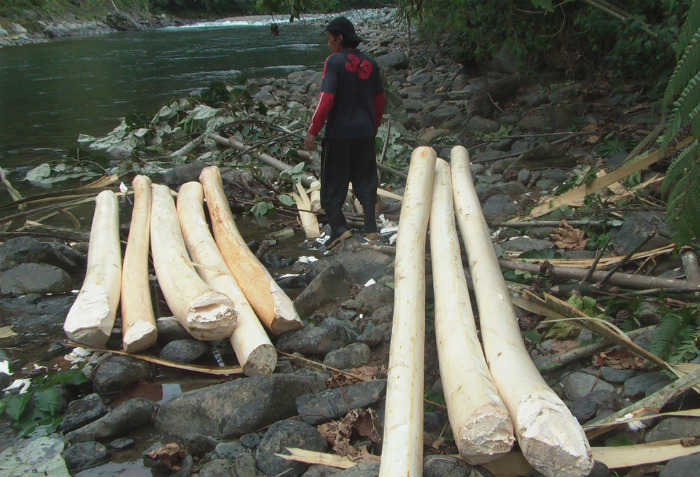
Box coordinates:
[365,232,378,241]
[327,230,352,250]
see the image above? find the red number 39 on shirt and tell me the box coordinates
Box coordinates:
[345,54,373,80]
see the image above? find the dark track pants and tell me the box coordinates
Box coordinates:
[320,136,378,237]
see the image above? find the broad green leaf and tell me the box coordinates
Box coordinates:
[278,194,295,206]
[4,394,31,421]
[47,369,88,386]
[33,388,59,415]
[291,162,305,174]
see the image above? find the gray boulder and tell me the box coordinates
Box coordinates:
[296,380,387,425]
[277,318,357,356]
[622,372,672,400]
[645,417,700,443]
[163,161,208,188]
[376,51,409,70]
[500,237,554,253]
[0,236,84,272]
[343,283,394,315]
[155,374,318,439]
[157,316,191,343]
[64,398,157,445]
[560,372,614,401]
[255,420,328,477]
[93,355,152,395]
[336,463,381,477]
[323,343,371,370]
[294,262,355,318]
[61,441,110,473]
[613,211,672,255]
[200,458,237,477]
[481,194,516,223]
[159,339,209,364]
[313,250,393,284]
[424,454,482,477]
[1,263,72,295]
[660,452,700,477]
[61,393,108,433]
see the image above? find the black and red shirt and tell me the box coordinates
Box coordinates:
[309,49,386,140]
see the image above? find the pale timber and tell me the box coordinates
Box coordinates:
[451,145,593,477]
[309,180,322,211]
[177,182,276,375]
[379,146,436,477]
[294,182,321,239]
[199,166,302,334]
[64,190,121,346]
[150,184,236,340]
[429,158,514,463]
[121,175,157,352]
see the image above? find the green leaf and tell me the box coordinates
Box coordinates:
[278,194,295,207]
[291,162,305,174]
[523,330,541,345]
[46,369,88,386]
[250,201,275,217]
[4,393,32,421]
[33,388,59,415]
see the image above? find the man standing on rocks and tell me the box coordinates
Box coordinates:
[305,16,386,249]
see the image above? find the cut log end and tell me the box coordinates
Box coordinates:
[64,326,110,348]
[185,292,238,341]
[517,395,593,477]
[242,344,277,376]
[458,404,515,464]
[122,320,158,353]
[64,289,113,347]
[268,291,303,335]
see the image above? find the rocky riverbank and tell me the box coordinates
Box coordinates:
[2,7,700,477]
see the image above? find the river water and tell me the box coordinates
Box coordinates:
[0,18,328,179]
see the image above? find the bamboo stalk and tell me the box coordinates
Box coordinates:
[430,158,514,463]
[379,146,437,477]
[150,184,237,341]
[177,182,276,375]
[451,146,593,477]
[199,166,302,334]
[121,176,157,353]
[64,191,121,347]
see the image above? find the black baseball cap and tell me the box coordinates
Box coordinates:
[325,16,362,43]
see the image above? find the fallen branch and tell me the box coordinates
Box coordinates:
[681,248,700,285]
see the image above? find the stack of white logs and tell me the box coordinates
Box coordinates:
[63,166,302,375]
[379,146,593,477]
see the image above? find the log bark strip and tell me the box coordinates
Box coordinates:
[121,176,157,353]
[379,146,437,477]
[177,182,276,375]
[430,158,514,463]
[64,190,121,346]
[150,184,237,340]
[451,146,593,477]
[199,166,302,335]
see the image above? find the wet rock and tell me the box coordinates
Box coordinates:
[105,12,140,31]
[376,51,409,70]
[482,194,516,222]
[659,452,700,477]
[108,438,134,451]
[464,116,500,134]
[255,420,328,477]
[234,451,257,477]
[316,250,393,284]
[424,454,476,477]
[61,393,108,433]
[215,441,246,459]
[371,305,393,325]
[155,374,317,439]
[323,343,371,370]
[157,316,191,343]
[587,461,611,477]
[62,441,110,473]
[501,237,554,253]
[159,339,209,364]
[1,263,72,295]
[200,458,237,477]
[0,236,84,272]
[571,390,618,423]
[297,380,387,425]
[645,417,700,442]
[93,355,152,395]
[261,252,294,269]
[336,463,381,477]
[478,181,527,202]
[303,465,342,476]
[560,372,615,401]
[0,434,69,476]
[623,371,672,399]
[65,398,158,445]
[186,433,219,457]
[424,411,449,433]
[613,211,672,255]
[277,319,357,356]
[163,161,208,188]
[0,293,73,332]
[343,283,394,315]
[357,322,391,347]
[240,433,261,449]
[294,262,355,318]
[488,74,521,101]
[600,366,636,384]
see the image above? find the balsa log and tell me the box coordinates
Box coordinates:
[121,175,157,352]
[379,146,436,477]
[451,145,593,477]
[177,182,276,375]
[64,190,121,346]
[309,180,322,211]
[294,182,321,239]
[199,166,302,334]
[429,158,514,463]
[150,184,237,340]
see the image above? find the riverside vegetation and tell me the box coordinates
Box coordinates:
[1,4,700,477]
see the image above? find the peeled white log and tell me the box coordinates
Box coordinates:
[64,190,121,346]
[451,145,593,477]
[177,182,276,375]
[294,182,320,239]
[379,146,436,477]
[120,175,157,353]
[309,180,322,212]
[429,158,514,463]
[150,184,237,341]
[199,166,302,334]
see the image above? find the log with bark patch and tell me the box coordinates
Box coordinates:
[177,181,276,375]
[121,175,157,352]
[430,158,515,463]
[150,184,237,340]
[199,166,302,334]
[379,146,436,477]
[64,190,122,346]
[451,145,593,477]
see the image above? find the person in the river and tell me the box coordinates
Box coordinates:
[305,16,386,250]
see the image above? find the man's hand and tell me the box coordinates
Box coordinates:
[305,132,316,151]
